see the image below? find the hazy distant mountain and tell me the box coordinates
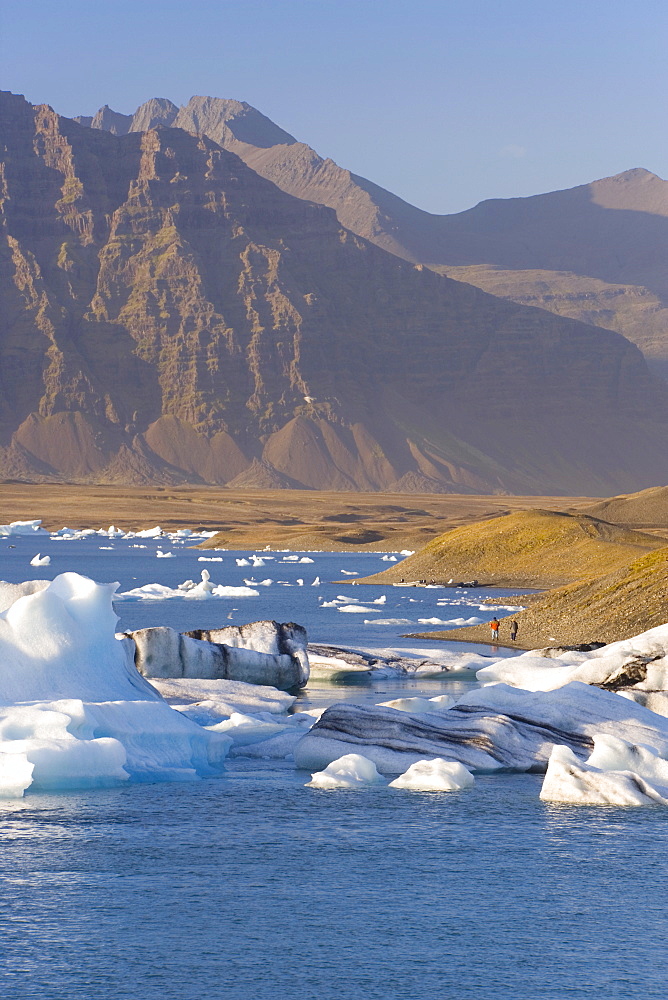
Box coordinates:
[2,89,668,495]
[82,97,668,379]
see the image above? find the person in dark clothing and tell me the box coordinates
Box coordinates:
[510,620,519,641]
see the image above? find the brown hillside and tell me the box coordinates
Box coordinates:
[357,509,664,589]
[582,485,668,531]
[422,546,668,649]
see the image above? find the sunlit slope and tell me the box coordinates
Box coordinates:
[431,546,668,647]
[358,509,664,589]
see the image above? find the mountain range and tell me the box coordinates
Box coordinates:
[1,89,667,494]
[80,96,668,382]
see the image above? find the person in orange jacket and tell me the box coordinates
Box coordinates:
[490,617,500,640]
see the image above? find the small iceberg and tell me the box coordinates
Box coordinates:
[540,735,668,806]
[306,753,385,789]
[389,759,474,792]
[29,554,51,567]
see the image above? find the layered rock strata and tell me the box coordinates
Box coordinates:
[3,90,668,493]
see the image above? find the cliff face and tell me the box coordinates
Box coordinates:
[85,97,668,381]
[2,90,668,494]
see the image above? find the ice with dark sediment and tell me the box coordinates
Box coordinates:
[293,682,668,775]
[125,620,309,690]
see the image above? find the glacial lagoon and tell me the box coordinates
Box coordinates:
[0,532,666,999]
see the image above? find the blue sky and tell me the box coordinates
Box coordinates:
[2,0,666,213]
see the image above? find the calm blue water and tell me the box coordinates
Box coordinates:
[0,535,666,999]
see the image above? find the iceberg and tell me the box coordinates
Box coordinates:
[149,676,297,726]
[0,573,230,796]
[0,519,46,536]
[306,753,385,789]
[389,758,474,791]
[377,695,455,714]
[127,619,309,689]
[294,682,668,775]
[29,554,51,567]
[118,570,259,600]
[540,735,668,806]
[477,623,668,695]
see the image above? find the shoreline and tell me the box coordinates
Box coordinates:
[404,631,533,652]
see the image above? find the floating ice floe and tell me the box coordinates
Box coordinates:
[0,573,230,796]
[236,558,250,566]
[0,520,46,537]
[156,550,174,559]
[132,526,163,539]
[540,734,668,806]
[198,556,223,562]
[299,557,314,564]
[294,681,668,775]
[340,569,359,575]
[389,758,474,792]
[364,618,413,625]
[29,554,50,567]
[338,604,377,613]
[306,753,385,789]
[381,555,398,562]
[418,616,482,626]
[311,577,321,587]
[400,550,415,556]
[117,570,259,600]
[243,578,273,587]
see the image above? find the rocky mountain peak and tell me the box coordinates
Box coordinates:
[129,97,178,133]
[90,104,132,135]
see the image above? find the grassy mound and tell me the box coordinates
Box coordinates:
[358,509,663,589]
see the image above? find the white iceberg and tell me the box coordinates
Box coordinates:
[29,554,51,567]
[0,573,230,796]
[477,623,668,694]
[118,570,259,600]
[337,604,377,613]
[132,526,163,538]
[377,695,455,714]
[389,758,474,791]
[0,520,46,536]
[306,753,385,789]
[149,677,297,726]
[540,735,668,806]
[156,550,174,559]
